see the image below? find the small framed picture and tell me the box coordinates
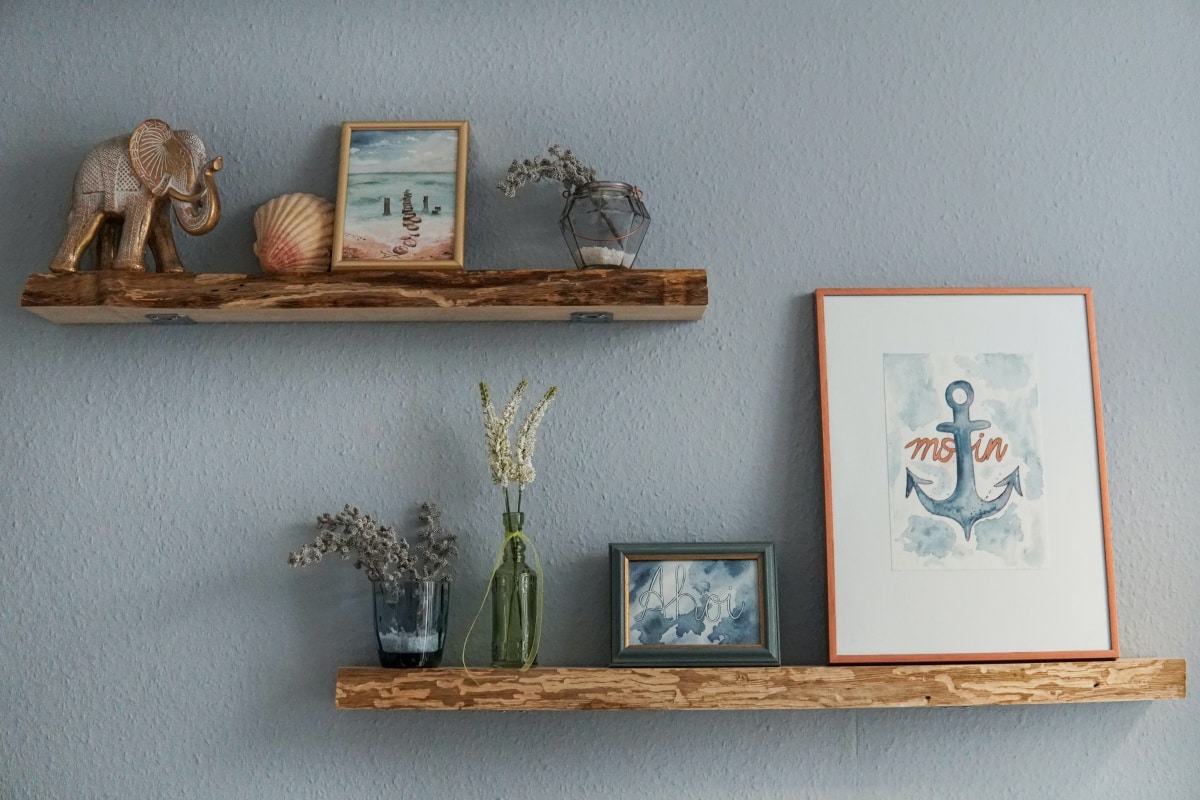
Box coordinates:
[332,121,468,270]
[610,542,780,666]
[817,287,1119,664]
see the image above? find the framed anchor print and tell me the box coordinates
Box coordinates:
[816,288,1118,664]
[610,542,780,666]
[332,121,468,270]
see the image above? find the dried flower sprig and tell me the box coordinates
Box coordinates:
[287,503,458,584]
[497,145,597,197]
[412,503,460,581]
[479,380,558,515]
[287,505,411,582]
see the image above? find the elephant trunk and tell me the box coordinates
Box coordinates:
[171,156,222,235]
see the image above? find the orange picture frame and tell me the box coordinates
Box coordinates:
[816,288,1119,664]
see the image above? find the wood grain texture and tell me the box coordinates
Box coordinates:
[20,269,708,323]
[334,658,1185,711]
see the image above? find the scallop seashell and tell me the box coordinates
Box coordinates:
[252,193,334,273]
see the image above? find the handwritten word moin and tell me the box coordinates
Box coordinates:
[904,432,1008,464]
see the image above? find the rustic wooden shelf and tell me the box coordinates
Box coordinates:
[335,658,1185,711]
[20,268,708,324]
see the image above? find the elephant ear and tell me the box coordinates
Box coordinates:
[129,119,195,198]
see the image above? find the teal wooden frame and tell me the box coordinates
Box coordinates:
[609,542,781,667]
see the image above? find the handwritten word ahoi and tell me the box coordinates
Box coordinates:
[634,565,744,624]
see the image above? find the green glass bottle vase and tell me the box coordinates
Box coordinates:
[491,511,539,668]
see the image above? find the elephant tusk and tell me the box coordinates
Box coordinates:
[165,158,223,202]
[171,155,222,236]
[167,185,204,203]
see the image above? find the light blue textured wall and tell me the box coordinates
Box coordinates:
[1,2,1197,797]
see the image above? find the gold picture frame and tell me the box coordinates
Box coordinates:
[332,121,468,270]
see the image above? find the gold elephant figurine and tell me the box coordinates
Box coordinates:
[49,118,222,274]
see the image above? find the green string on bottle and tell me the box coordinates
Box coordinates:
[461,528,543,675]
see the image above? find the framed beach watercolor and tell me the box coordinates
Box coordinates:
[332,121,468,270]
[816,288,1119,665]
[610,542,780,666]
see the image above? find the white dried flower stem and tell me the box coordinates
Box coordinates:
[479,380,558,515]
[515,386,557,490]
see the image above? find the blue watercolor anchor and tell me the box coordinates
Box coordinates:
[905,380,1022,541]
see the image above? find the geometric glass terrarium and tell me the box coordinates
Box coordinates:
[559,181,650,269]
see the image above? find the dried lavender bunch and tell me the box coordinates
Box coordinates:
[288,505,413,582]
[498,145,597,197]
[287,503,459,584]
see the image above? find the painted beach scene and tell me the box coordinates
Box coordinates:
[337,126,462,266]
[626,558,761,647]
[883,353,1048,571]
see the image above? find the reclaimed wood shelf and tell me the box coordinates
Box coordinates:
[335,658,1185,711]
[20,268,708,324]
